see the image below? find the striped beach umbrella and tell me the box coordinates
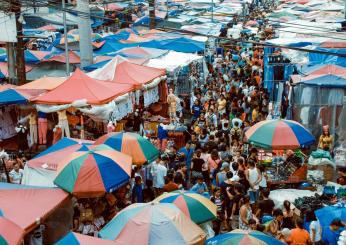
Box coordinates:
[99,203,206,245]
[0,210,24,245]
[206,230,285,245]
[155,190,217,224]
[245,119,315,150]
[94,132,159,165]
[53,144,132,197]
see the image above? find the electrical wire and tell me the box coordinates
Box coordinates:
[2,0,346,57]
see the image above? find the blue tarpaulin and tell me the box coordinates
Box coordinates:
[132,16,164,27]
[308,48,346,67]
[0,89,27,105]
[315,205,346,229]
[83,59,110,72]
[95,37,205,55]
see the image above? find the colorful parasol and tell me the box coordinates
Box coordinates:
[55,232,123,245]
[205,229,286,245]
[53,144,132,197]
[245,119,315,150]
[0,210,24,245]
[154,190,217,224]
[99,202,206,245]
[94,132,159,165]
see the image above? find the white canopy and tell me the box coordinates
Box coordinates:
[146,51,203,72]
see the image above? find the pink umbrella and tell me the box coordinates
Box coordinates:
[0,210,24,245]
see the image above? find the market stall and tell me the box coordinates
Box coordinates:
[245,119,315,188]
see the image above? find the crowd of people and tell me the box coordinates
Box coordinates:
[0,3,344,243]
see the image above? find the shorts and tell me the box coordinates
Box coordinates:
[249,190,259,204]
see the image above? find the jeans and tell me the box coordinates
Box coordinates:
[249,190,259,204]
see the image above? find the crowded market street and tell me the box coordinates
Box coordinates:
[0,0,346,244]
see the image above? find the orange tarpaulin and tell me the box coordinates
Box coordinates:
[112,61,166,89]
[88,56,166,89]
[45,51,80,64]
[19,76,66,91]
[32,69,134,105]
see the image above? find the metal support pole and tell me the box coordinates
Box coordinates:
[6,42,16,83]
[149,0,155,29]
[77,0,93,68]
[62,0,70,76]
[211,0,214,22]
[13,1,26,85]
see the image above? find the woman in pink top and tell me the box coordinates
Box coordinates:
[208,149,221,172]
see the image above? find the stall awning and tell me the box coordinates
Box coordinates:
[0,89,27,105]
[31,69,134,105]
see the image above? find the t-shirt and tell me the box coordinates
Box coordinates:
[9,169,24,184]
[309,220,322,242]
[288,228,310,245]
[190,182,208,194]
[163,182,179,192]
[152,164,167,188]
[191,158,205,172]
[192,105,202,118]
[258,199,275,216]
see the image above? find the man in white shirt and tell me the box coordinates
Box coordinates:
[9,163,24,184]
[151,156,167,197]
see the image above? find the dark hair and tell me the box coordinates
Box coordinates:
[273,208,283,217]
[262,188,270,198]
[166,173,174,181]
[237,158,244,166]
[234,121,239,127]
[249,219,256,225]
[258,164,265,173]
[211,149,219,160]
[232,162,239,172]
[238,170,245,179]
[295,218,304,229]
[134,176,141,183]
[226,171,234,179]
[256,224,266,232]
[248,159,255,167]
[242,195,250,204]
[331,219,343,227]
[283,200,291,212]
[219,143,227,152]
[305,210,317,222]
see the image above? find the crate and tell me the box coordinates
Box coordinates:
[317,164,335,182]
[291,164,308,182]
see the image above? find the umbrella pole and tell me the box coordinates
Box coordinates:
[80,115,85,139]
[1,158,11,183]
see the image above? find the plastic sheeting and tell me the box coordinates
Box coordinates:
[269,189,316,208]
[292,85,345,144]
[146,51,203,72]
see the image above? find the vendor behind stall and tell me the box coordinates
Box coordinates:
[318,125,333,153]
